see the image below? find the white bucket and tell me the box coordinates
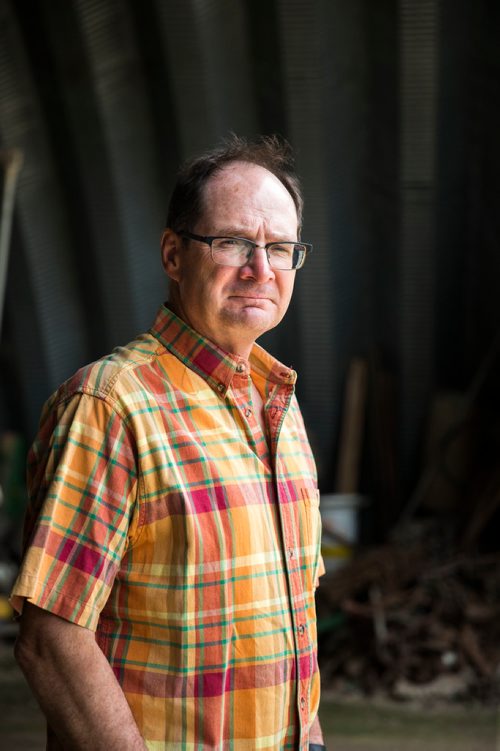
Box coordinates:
[320,493,366,572]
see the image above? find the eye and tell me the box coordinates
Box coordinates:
[218,238,240,248]
[270,243,294,257]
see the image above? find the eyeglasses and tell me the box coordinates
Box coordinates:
[178,231,312,270]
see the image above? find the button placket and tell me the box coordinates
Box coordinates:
[287,522,313,743]
[280,500,309,737]
[270,382,312,744]
[235,373,254,425]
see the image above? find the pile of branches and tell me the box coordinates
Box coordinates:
[316,532,500,703]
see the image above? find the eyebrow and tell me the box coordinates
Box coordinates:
[213,227,252,237]
[214,227,297,242]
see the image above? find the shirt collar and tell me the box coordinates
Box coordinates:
[149,304,297,396]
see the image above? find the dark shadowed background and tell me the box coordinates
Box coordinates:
[1,2,500,746]
[1,0,500,545]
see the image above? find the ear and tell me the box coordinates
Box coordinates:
[161,229,182,282]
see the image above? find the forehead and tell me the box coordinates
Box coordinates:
[198,161,298,236]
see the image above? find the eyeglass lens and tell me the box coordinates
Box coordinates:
[211,238,305,270]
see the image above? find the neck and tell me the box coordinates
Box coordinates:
[166,299,255,361]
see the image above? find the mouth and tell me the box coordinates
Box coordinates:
[229,295,273,305]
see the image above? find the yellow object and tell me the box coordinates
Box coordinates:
[0,595,13,620]
[321,543,352,560]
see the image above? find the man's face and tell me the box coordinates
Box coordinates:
[162,161,299,358]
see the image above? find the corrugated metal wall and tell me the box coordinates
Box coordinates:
[1,0,499,518]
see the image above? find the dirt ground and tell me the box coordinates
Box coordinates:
[0,639,498,750]
[319,690,499,751]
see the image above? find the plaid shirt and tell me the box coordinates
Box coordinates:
[12,305,323,750]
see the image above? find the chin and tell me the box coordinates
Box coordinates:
[222,308,277,334]
[240,307,277,326]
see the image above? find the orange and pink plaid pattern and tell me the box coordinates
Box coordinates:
[12,305,323,750]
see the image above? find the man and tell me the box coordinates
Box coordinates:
[11,135,325,750]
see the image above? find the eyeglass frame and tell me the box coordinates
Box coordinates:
[178,230,312,270]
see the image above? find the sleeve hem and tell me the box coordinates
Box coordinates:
[10,575,100,631]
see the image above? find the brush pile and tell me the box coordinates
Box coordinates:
[316,526,500,703]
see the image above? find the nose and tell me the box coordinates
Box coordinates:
[239,245,275,282]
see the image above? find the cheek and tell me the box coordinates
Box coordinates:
[278,275,295,307]
[184,268,232,310]
[182,263,215,296]
[206,268,238,296]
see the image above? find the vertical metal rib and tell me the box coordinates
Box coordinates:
[75,0,167,334]
[399,0,439,483]
[0,0,87,428]
[154,0,257,157]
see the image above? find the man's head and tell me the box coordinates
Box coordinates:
[161,135,308,359]
[166,134,304,237]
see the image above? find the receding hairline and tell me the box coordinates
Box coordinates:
[198,159,299,221]
[166,133,304,235]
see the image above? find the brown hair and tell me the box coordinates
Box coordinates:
[166,133,303,235]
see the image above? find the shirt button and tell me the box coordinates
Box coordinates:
[236,363,245,373]
[298,623,306,636]
[300,696,306,710]
[287,548,294,559]
[217,383,224,392]
[245,408,252,417]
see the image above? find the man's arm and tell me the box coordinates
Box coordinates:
[15,602,146,751]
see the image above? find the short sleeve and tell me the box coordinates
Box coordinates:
[10,392,138,630]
